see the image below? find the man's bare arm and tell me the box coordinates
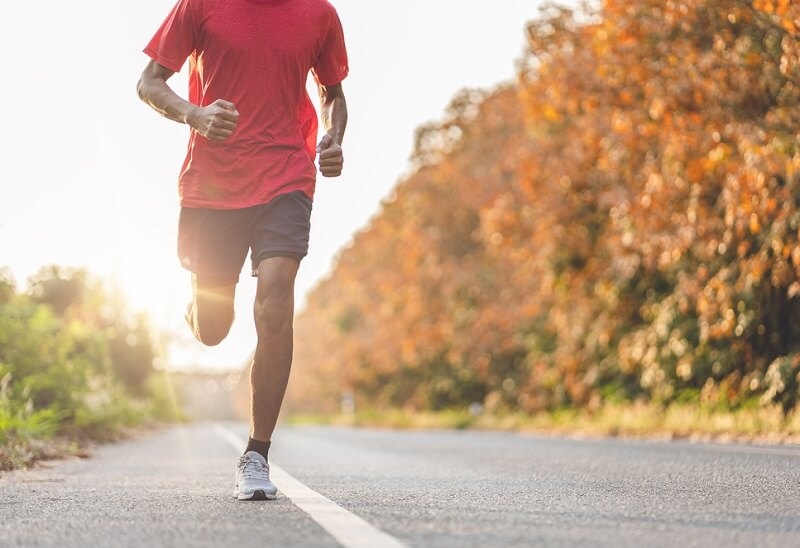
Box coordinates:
[316,82,348,177]
[136,59,239,142]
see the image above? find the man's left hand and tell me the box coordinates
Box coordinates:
[316,133,344,177]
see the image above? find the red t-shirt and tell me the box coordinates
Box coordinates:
[143,0,349,209]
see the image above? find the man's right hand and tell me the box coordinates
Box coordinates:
[187,99,239,142]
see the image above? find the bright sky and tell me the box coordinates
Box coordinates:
[0,0,576,372]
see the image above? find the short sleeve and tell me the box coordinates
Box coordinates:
[142,0,197,73]
[313,6,349,86]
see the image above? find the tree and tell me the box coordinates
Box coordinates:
[288,0,800,416]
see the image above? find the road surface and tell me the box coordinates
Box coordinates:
[2,421,800,547]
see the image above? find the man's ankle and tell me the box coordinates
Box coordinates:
[245,437,271,461]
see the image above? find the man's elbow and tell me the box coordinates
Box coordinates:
[136,76,148,102]
[328,82,345,102]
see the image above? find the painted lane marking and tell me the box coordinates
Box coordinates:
[213,424,408,548]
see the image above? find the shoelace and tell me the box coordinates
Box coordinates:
[238,456,270,480]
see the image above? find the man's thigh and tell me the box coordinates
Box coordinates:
[248,191,312,277]
[178,206,254,285]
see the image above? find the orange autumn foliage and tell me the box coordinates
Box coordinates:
[286,0,800,416]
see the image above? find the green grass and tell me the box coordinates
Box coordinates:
[0,372,185,473]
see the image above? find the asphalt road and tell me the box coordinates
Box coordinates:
[2,421,800,547]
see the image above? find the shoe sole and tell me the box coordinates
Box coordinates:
[236,489,277,501]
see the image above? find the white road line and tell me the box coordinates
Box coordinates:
[213,424,408,548]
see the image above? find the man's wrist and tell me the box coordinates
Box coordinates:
[184,105,200,129]
[328,128,344,146]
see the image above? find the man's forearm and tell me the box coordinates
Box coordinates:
[320,85,347,145]
[137,77,197,126]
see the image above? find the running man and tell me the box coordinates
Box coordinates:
[136,0,349,500]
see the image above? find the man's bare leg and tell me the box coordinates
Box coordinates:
[186,275,236,346]
[249,256,298,442]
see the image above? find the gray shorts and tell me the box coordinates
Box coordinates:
[177,191,312,285]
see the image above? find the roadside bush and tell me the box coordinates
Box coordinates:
[0,265,172,470]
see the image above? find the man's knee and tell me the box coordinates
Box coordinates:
[254,258,298,331]
[254,285,294,331]
[194,318,232,346]
[187,280,236,346]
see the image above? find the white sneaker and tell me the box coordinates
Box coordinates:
[234,451,278,501]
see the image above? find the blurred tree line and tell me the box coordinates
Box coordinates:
[0,265,171,468]
[287,0,800,419]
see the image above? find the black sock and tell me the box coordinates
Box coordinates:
[245,437,271,461]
